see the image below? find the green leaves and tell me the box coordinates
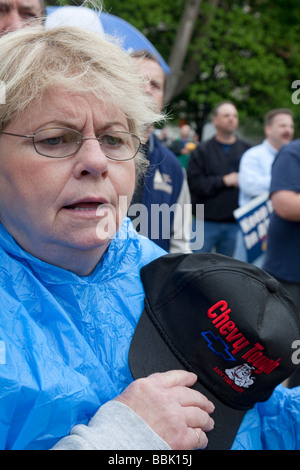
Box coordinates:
[187,1,299,125]
[54,0,300,131]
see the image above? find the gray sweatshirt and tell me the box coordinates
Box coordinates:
[52,401,171,450]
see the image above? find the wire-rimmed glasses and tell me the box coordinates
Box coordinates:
[0,127,141,161]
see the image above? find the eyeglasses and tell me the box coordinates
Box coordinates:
[0,127,141,161]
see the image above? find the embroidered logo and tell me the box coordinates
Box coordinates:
[203,300,282,395]
[225,364,255,388]
[207,300,281,375]
[202,331,236,362]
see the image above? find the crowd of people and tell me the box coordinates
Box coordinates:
[160,104,299,331]
[0,0,300,451]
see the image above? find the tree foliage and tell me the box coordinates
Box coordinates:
[185,0,300,133]
[47,0,300,136]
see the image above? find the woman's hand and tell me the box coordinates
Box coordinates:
[115,369,215,450]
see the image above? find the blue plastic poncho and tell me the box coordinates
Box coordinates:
[0,218,164,450]
[232,384,300,450]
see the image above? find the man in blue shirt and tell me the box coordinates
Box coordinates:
[239,109,294,207]
[263,138,300,387]
[235,109,294,263]
[263,139,300,307]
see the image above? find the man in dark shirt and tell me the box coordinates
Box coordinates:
[187,101,251,256]
[263,138,300,387]
[263,139,300,306]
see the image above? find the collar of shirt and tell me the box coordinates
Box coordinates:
[263,139,278,157]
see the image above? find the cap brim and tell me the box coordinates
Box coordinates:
[129,308,246,450]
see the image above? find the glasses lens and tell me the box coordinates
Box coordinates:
[100,131,140,161]
[33,128,80,158]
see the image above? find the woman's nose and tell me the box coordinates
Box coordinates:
[73,137,109,178]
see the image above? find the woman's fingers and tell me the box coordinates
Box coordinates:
[147,370,215,413]
[149,369,199,388]
[191,428,208,450]
[184,406,215,433]
[115,369,215,450]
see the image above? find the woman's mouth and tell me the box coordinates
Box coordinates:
[62,199,113,218]
[65,202,102,211]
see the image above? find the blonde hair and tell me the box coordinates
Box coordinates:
[0,24,163,177]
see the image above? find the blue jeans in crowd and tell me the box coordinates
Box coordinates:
[191,218,239,257]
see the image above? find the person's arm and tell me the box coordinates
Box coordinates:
[52,401,170,450]
[271,190,300,222]
[223,172,239,188]
[52,370,215,451]
[269,143,300,222]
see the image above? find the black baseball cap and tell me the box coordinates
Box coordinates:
[129,253,300,450]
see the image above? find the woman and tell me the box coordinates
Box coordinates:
[0,26,214,450]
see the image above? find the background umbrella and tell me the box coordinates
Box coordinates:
[46,6,170,74]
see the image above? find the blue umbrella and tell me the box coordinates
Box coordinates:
[46,6,170,74]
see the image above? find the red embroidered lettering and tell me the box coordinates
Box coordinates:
[242,343,264,360]
[242,343,280,374]
[213,366,245,393]
[248,351,264,362]
[256,358,281,375]
[219,320,235,335]
[231,338,250,355]
[208,304,282,376]
[207,300,228,319]
[226,328,242,342]
[212,310,231,327]
[253,356,270,369]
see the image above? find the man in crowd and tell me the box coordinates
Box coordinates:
[235,108,294,264]
[239,108,294,207]
[187,101,251,256]
[169,124,196,169]
[129,51,191,253]
[263,137,300,387]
